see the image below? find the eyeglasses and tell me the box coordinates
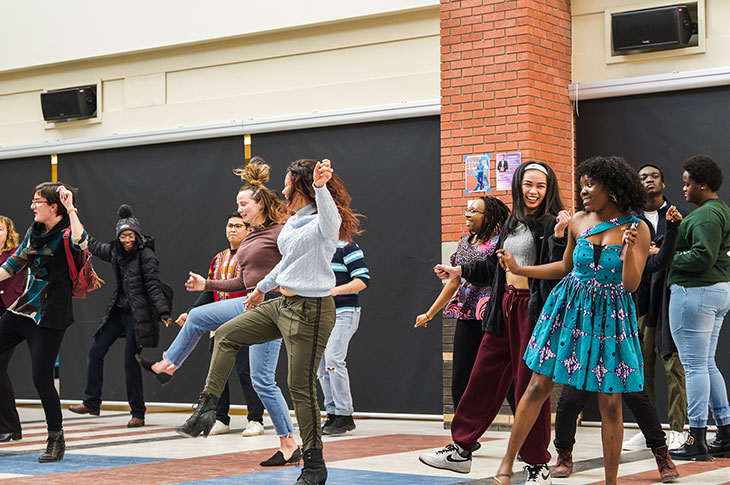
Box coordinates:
[31,199,49,207]
[119,234,136,241]
[227,223,245,229]
[464,208,485,216]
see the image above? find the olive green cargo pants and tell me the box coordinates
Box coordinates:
[204,295,335,450]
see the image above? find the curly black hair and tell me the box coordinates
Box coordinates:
[473,196,510,242]
[683,155,723,192]
[577,156,646,213]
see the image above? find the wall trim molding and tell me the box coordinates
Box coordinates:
[570,66,730,101]
[0,99,440,160]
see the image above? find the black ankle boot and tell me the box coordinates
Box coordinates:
[669,427,713,461]
[296,448,327,485]
[322,415,356,436]
[174,393,218,438]
[709,424,730,456]
[38,430,65,463]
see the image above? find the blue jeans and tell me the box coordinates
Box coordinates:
[250,339,294,437]
[165,295,292,435]
[164,296,248,367]
[317,309,360,415]
[83,308,145,418]
[669,282,730,428]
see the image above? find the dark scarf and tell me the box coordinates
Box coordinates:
[29,216,70,249]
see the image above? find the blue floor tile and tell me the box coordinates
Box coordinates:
[177,467,474,484]
[0,453,166,476]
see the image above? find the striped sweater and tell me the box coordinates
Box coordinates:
[332,241,370,311]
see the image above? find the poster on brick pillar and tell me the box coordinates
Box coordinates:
[495,152,521,191]
[464,153,491,195]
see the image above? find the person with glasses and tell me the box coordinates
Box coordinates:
[177,213,267,439]
[414,196,509,412]
[0,215,27,444]
[68,204,172,429]
[0,182,87,463]
[420,162,569,484]
[138,158,302,467]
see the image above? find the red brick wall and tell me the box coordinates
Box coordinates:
[441,0,574,243]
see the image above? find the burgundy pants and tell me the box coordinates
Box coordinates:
[451,285,551,465]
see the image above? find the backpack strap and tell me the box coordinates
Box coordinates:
[63,227,78,282]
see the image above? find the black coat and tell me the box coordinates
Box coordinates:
[88,234,170,348]
[462,216,567,333]
[636,198,690,359]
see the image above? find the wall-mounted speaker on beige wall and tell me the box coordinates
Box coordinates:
[612,5,697,52]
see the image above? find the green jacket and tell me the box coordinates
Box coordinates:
[667,198,730,287]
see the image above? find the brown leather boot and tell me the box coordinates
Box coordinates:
[552,448,573,478]
[68,403,100,416]
[653,444,679,482]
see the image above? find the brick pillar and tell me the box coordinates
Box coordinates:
[440,0,573,427]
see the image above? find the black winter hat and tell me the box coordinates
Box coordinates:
[115,204,142,237]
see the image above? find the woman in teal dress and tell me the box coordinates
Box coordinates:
[491,156,651,485]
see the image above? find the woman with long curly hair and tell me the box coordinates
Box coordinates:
[492,156,651,485]
[138,158,303,466]
[175,158,360,485]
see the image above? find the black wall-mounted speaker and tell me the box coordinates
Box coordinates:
[41,86,97,122]
[612,5,695,52]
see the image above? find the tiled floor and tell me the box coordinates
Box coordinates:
[1,407,728,484]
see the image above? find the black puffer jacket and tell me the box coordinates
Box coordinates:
[88,234,170,348]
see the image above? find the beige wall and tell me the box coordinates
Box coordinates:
[0,5,438,148]
[0,0,436,72]
[573,0,730,83]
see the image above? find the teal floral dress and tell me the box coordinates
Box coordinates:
[523,215,644,393]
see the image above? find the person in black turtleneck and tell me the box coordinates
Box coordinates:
[0,182,87,463]
[69,204,171,429]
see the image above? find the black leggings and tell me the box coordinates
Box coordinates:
[554,384,666,452]
[0,311,65,431]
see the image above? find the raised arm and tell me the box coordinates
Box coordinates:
[313,159,342,241]
[57,186,87,249]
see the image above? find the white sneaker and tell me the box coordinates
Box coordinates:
[668,430,688,450]
[622,430,646,451]
[241,420,265,437]
[524,464,552,484]
[208,420,230,436]
[418,443,471,474]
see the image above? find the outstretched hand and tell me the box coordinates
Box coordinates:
[433,264,461,280]
[313,159,333,188]
[185,271,206,292]
[666,205,683,223]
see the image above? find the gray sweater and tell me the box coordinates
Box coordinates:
[257,184,341,297]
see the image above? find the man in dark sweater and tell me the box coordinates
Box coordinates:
[624,164,690,452]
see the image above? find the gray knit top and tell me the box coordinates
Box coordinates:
[502,222,535,268]
[257,184,341,297]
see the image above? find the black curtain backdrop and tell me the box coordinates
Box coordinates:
[576,85,730,424]
[2,116,442,415]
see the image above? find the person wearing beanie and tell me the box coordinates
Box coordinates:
[69,204,171,428]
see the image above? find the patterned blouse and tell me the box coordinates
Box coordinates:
[443,234,498,321]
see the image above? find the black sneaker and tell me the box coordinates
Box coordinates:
[321,413,336,432]
[322,415,356,436]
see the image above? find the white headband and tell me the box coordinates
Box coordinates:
[524,163,548,175]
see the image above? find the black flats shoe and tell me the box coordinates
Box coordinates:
[261,447,302,467]
[0,430,21,442]
[135,354,174,386]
